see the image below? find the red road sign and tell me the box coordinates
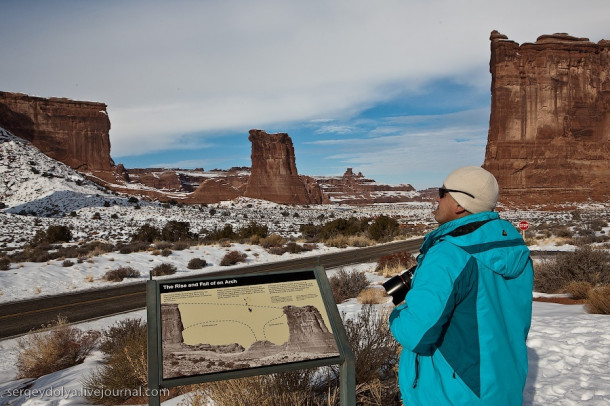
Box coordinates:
[518,220,529,231]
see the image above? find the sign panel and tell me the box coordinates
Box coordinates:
[518,220,530,231]
[157,270,340,380]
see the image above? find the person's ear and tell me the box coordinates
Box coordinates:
[455,204,467,215]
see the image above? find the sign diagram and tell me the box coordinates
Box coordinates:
[159,271,339,380]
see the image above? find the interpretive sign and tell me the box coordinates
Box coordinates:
[147,267,355,406]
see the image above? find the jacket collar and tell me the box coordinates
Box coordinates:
[421,211,499,254]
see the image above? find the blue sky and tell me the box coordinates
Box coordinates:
[1,1,609,189]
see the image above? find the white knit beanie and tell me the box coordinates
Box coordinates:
[443,166,499,213]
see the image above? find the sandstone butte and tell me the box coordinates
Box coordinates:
[483,31,610,205]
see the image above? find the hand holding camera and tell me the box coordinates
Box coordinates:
[382,265,416,305]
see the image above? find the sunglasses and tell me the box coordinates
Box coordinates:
[438,187,475,199]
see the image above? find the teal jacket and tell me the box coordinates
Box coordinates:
[389,211,533,405]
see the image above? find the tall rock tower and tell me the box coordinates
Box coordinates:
[244,129,324,204]
[483,31,610,203]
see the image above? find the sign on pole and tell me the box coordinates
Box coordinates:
[147,267,355,406]
[518,220,529,238]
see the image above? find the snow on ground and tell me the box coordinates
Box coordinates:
[0,262,609,406]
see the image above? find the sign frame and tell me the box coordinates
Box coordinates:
[146,266,355,405]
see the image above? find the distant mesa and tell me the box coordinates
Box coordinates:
[484,31,610,204]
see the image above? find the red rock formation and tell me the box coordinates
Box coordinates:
[0,91,114,173]
[315,168,417,204]
[186,175,247,204]
[244,129,325,204]
[483,31,610,204]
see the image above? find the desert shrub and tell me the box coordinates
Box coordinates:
[104,266,141,282]
[131,223,161,243]
[267,246,287,255]
[563,281,593,300]
[335,306,400,397]
[161,220,193,242]
[238,222,269,239]
[347,235,375,247]
[300,217,369,242]
[161,248,172,257]
[0,256,10,270]
[329,268,370,303]
[586,286,610,314]
[32,225,72,245]
[324,235,350,248]
[368,215,399,241]
[84,318,149,405]
[187,258,207,269]
[357,288,386,304]
[151,263,177,276]
[118,241,150,254]
[284,242,304,254]
[17,316,100,379]
[534,246,610,293]
[375,251,417,276]
[220,250,247,266]
[172,241,190,251]
[259,234,286,248]
[204,224,237,242]
[62,259,74,267]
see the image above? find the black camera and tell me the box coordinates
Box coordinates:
[382,265,416,305]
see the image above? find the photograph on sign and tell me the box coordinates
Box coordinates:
[159,270,340,380]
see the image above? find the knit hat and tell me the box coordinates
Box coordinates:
[443,166,499,213]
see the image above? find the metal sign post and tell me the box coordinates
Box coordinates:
[518,220,530,239]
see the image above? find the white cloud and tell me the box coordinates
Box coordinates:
[1,0,609,184]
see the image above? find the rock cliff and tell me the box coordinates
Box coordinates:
[0,91,114,173]
[315,168,417,204]
[244,130,325,204]
[483,31,610,204]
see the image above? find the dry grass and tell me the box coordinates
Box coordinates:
[220,250,247,266]
[563,281,593,300]
[17,315,100,379]
[586,286,610,314]
[357,288,387,305]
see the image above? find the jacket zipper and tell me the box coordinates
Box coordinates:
[413,355,420,388]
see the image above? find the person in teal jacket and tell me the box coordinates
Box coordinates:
[389,166,533,405]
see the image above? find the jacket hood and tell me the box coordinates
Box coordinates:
[423,212,531,279]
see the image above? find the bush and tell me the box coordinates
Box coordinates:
[534,246,610,293]
[161,221,192,242]
[357,288,386,305]
[187,258,207,269]
[329,268,370,303]
[62,259,74,267]
[104,266,141,282]
[17,316,100,378]
[32,225,72,245]
[368,215,399,241]
[204,224,236,242]
[238,222,269,239]
[131,224,160,243]
[220,250,247,266]
[0,256,10,270]
[375,251,417,276]
[563,281,592,300]
[586,286,610,314]
[84,318,148,405]
[151,263,177,276]
[260,234,286,249]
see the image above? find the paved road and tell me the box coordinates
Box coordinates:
[0,239,423,339]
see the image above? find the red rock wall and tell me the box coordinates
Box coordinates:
[0,91,113,172]
[483,31,610,204]
[244,129,324,204]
